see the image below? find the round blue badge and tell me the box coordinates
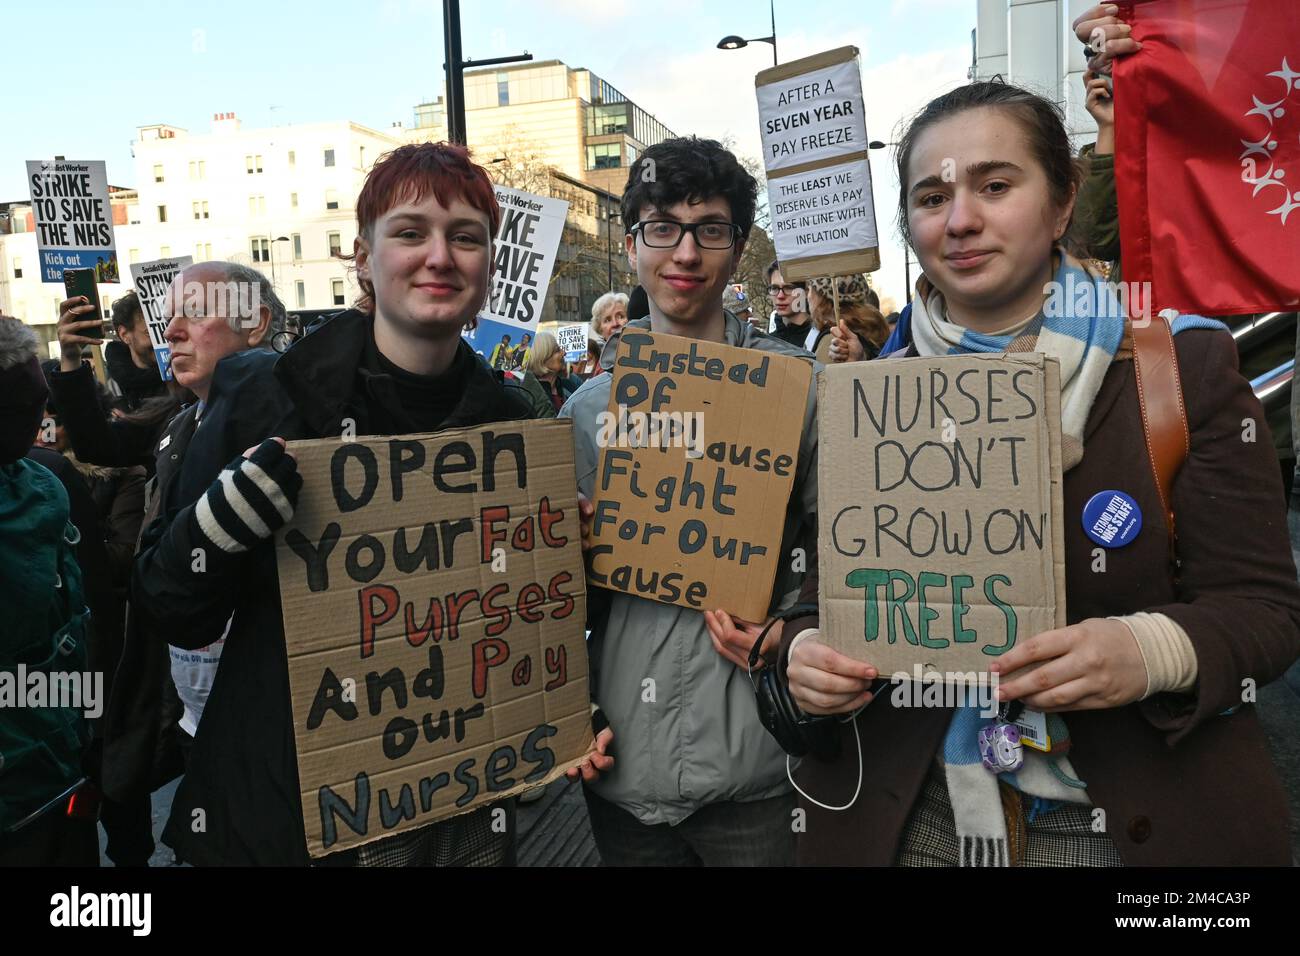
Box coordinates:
[1082,490,1142,548]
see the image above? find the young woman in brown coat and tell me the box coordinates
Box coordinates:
[708,76,1300,866]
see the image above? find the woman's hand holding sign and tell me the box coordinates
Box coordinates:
[991,617,1148,711]
[787,634,877,716]
[828,320,865,364]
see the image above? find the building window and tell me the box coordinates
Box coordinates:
[586,143,622,170]
[12,257,21,279]
[251,237,270,263]
[192,200,209,220]
[160,245,171,258]
[199,160,206,179]
[325,189,339,211]
[290,192,299,209]
[296,281,306,309]
[324,148,335,167]
[328,231,342,257]
[189,160,199,179]
[497,71,509,106]
[249,195,266,216]
[129,248,139,264]
[195,242,212,260]
[331,279,345,306]
[246,154,263,174]
[292,234,302,261]
[158,205,168,223]
[359,145,366,168]
[153,164,164,183]
[288,150,296,167]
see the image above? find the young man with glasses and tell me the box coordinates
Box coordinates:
[766,260,812,347]
[559,136,819,866]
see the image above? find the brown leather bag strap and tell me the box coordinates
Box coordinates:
[1129,316,1190,549]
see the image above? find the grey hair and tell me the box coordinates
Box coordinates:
[0,315,39,371]
[525,330,562,377]
[183,260,287,344]
[590,291,628,326]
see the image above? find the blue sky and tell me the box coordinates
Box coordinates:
[1,0,976,304]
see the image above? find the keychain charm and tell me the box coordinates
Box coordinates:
[979,722,1024,773]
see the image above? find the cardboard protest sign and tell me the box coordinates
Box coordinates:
[26,160,118,283]
[755,47,879,280]
[817,353,1066,680]
[129,256,192,381]
[590,330,812,621]
[463,184,569,366]
[556,323,588,363]
[275,420,591,857]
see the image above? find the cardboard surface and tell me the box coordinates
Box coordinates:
[754,47,880,279]
[589,330,812,621]
[129,255,193,381]
[817,354,1066,680]
[275,420,592,857]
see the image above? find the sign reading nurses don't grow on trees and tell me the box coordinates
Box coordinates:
[817,353,1067,680]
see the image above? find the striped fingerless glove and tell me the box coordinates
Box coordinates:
[193,438,302,554]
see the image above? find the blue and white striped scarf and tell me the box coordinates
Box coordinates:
[909,251,1226,865]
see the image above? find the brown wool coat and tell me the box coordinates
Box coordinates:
[780,328,1300,866]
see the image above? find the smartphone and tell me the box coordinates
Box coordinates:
[62,268,104,340]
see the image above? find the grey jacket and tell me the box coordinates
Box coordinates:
[558,312,820,825]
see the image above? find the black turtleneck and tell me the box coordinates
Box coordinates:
[360,330,473,434]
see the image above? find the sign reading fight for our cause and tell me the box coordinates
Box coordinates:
[274,421,591,857]
[818,354,1066,679]
[129,256,192,382]
[754,47,879,280]
[591,331,812,621]
[26,160,118,284]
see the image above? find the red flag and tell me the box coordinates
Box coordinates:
[1115,0,1300,316]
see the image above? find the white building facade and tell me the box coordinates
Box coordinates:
[0,112,405,352]
[973,0,1101,148]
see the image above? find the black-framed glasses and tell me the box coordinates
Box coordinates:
[631,220,742,250]
[767,284,803,295]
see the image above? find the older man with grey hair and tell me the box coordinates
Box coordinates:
[50,260,287,865]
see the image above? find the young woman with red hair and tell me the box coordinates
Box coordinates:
[130,143,544,866]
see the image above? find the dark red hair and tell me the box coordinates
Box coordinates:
[350,142,500,313]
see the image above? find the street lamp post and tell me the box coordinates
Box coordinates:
[868,140,912,304]
[270,235,290,292]
[717,0,778,67]
[441,0,533,144]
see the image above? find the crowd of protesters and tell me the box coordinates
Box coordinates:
[2,3,1299,868]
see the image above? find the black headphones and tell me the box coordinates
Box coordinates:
[748,604,841,761]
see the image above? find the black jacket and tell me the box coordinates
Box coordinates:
[49,362,171,475]
[100,401,202,804]
[104,340,167,411]
[131,310,534,865]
